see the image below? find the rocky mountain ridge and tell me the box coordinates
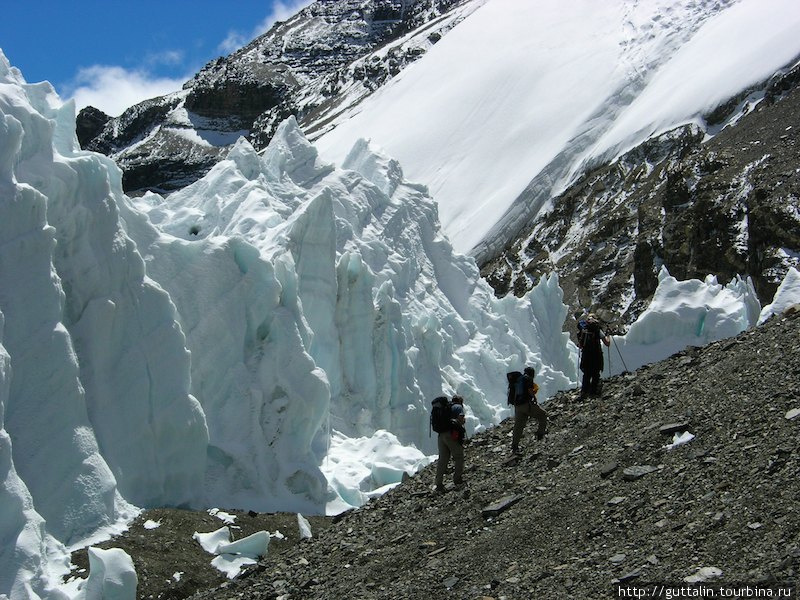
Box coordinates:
[480,62,800,325]
[76,305,800,599]
[76,0,484,195]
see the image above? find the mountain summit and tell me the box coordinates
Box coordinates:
[76,0,485,195]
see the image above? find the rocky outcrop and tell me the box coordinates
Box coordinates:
[76,0,482,195]
[80,94,183,155]
[480,65,800,324]
[74,105,110,149]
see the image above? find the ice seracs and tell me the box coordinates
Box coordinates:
[77,548,136,600]
[192,527,269,579]
[1,50,207,599]
[128,116,578,512]
[758,267,800,324]
[608,267,762,375]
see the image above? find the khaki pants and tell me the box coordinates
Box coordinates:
[435,432,464,486]
[512,401,547,451]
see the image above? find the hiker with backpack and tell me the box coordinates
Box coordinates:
[507,367,547,455]
[431,395,466,492]
[577,312,611,398]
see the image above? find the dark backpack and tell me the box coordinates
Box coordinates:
[430,396,453,433]
[577,319,599,348]
[506,371,530,406]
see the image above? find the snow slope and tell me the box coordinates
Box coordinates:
[314,0,800,255]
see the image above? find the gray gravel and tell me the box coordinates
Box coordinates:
[71,307,800,599]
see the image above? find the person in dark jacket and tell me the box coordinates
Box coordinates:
[578,313,611,398]
[511,367,547,454]
[435,395,466,492]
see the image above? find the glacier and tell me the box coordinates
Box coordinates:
[124,118,579,511]
[0,50,577,597]
[2,41,800,598]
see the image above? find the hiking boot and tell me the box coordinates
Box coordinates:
[511,446,522,455]
[435,483,446,493]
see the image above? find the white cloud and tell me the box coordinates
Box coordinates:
[218,0,313,54]
[63,1,315,117]
[65,65,186,117]
[145,50,185,67]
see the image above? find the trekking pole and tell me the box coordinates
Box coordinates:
[612,336,630,374]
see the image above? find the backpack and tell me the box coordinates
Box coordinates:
[430,396,453,433]
[506,371,531,406]
[577,319,599,348]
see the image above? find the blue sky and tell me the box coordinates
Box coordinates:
[0,0,312,116]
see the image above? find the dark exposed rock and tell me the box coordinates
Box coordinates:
[616,570,642,583]
[480,64,800,324]
[76,0,479,196]
[79,94,182,155]
[599,461,619,479]
[74,106,110,149]
[659,422,691,436]
[480,495,523,519]
[622,465,659,481]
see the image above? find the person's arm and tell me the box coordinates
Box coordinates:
[453,414,466,442]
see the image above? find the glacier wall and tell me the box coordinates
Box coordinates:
[0,51,579,596]
[0,52,209,598]
[125,118,579,510]
[0,54,209,538]
[0,311,58,600]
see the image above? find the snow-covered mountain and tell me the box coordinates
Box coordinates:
[313,0,800,317]
[76,0,485,195]
[78,0,800,326]
[481,80,800,324]
[315,0,800,252]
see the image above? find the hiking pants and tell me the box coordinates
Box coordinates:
[512,401,548,450]
[435,432,464,486]
[581,369,602,396]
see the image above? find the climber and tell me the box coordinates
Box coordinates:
[508,366,547,454]
[577,312,611,398]
[434,395,466,492]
